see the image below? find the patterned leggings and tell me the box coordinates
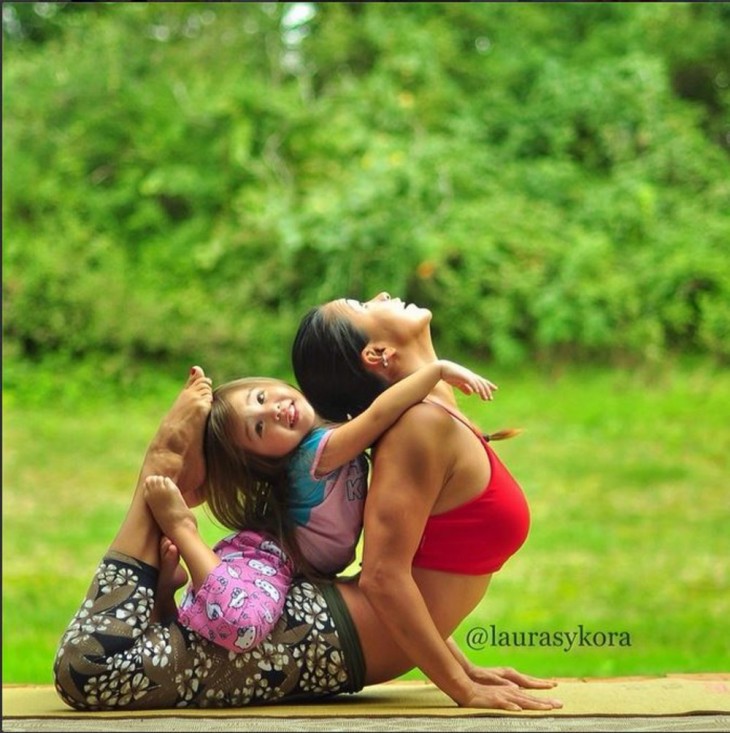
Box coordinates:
[53,551,364,710]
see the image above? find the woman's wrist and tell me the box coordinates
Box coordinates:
[447,670,478,708]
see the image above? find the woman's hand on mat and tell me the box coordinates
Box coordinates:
[460,681,563,711]
[445,638,558,696]
[454,665,562,710]
[466,664,559,690]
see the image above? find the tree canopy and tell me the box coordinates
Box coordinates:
[3,2,729,380]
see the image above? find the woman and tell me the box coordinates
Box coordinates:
[292,292,558,708]
[53,302,561,711]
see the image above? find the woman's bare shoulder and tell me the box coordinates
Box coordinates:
[377,399,456,448]
[370,401,456,502]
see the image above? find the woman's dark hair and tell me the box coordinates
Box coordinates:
[292,305,388,423]
[293,304,523,444]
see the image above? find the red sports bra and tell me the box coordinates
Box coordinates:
[411,401,530,575]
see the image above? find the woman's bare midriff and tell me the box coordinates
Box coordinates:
[337,569,492,685]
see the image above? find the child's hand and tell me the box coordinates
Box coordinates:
[439,361,497,400]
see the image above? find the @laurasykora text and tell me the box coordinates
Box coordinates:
[466,624,632,653]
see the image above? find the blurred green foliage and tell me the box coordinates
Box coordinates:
[3,2,729,386]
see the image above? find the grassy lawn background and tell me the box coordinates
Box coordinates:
[3,358,729,684]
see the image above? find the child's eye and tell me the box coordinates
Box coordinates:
[257,390,265,404]
[256,421,264,437]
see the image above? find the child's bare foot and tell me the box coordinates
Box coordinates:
[160,536,189,593]
[144,475,199,541]
[139,366,212,498]
[151,536,188,623]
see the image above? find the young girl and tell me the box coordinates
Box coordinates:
[144,359,502,654]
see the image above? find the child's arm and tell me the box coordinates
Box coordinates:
[317,359,497,474]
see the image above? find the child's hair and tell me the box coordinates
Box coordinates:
[202,377,324,581]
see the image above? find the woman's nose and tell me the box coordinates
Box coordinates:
[375,291,391,302]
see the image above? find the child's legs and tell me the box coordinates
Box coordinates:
[178,531,293,653]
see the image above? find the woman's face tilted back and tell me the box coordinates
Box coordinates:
[292,291,433,422]
[327,292,433,347]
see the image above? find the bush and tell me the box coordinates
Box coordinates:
[3,2,729,385]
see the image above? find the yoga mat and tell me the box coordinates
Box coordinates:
[3,675,730,719]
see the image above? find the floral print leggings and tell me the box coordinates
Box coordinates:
[53,550,364,710]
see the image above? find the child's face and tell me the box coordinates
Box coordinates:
[229,380,316,458]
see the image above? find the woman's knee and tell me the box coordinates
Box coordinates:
[53,642,91,710]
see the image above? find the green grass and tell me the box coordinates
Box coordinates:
[3,359,729,684]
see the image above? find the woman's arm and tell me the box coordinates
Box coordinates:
[358,406,560,710]
[358,404,476,703]
[317,360,496,474]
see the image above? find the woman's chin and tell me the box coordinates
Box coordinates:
[417,307,433,326]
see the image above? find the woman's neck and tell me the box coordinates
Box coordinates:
[392,345,436,381]
[392,343,458,407]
